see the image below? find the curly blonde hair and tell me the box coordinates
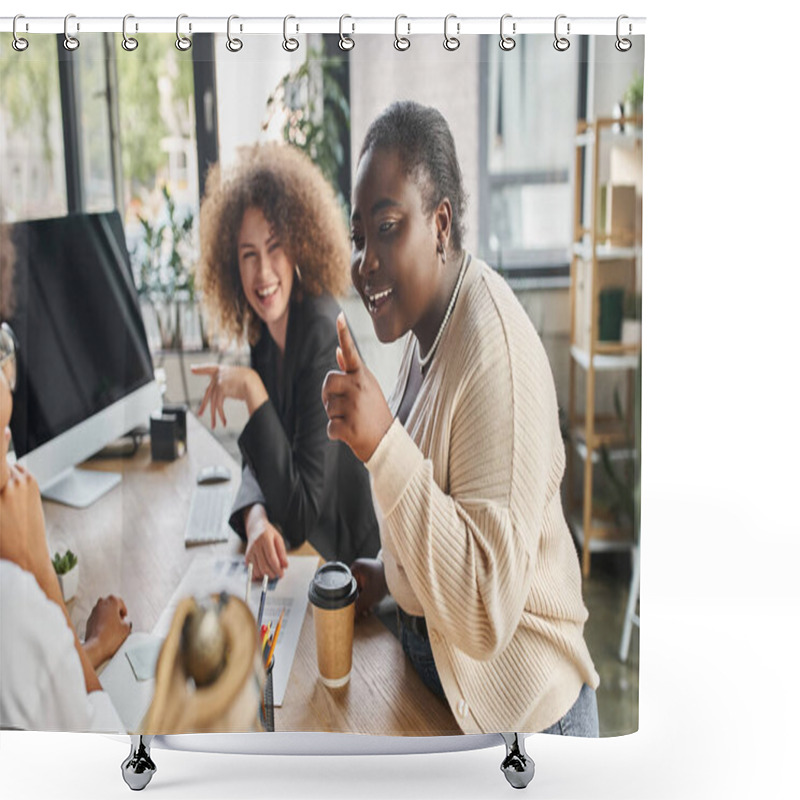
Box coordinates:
[196,143,350,346]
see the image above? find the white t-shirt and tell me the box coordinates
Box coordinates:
[0,559,124,732]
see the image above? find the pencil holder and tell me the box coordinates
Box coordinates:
[260,659,275,733]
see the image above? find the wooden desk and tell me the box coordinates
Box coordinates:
[43,414,459,736]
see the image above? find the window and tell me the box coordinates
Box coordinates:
[479,36,580,276]
[74,34,116,213]
[115,35,200,350]
[0,36,69,221]
[116,34,197,229]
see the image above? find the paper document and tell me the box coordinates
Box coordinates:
[99,631,163,732]
[154,554,319,706]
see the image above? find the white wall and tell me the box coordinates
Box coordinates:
[349,35,481,255]
[214,34,310,170]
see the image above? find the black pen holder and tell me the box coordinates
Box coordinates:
[150,404,187,462]
[162,403,188,446]
[260,659,275,732]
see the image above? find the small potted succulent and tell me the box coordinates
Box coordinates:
[52,549,79,602]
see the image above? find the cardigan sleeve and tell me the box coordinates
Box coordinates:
[228,462,266,541]
[235,316,337,550]
[366,312,561,662]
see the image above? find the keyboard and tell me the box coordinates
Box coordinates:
[184,484,233,545]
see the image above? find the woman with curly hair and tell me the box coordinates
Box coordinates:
[192,143,379,579]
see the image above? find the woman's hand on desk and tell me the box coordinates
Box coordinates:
[351,558,388,620]
[244,504,289,580]
[83,595,132,668]
[191,364,269,428]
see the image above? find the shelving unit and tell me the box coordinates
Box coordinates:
[567,117,642,578]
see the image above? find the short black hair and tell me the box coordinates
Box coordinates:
[359,101,466,252]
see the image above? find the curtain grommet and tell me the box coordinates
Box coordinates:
[553,14,570,52]
[63,13,80,51]
[443,14,460,52]
[226,15,243,52]
[176,14,192,51]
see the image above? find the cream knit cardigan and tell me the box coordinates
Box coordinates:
[366,256,600,734]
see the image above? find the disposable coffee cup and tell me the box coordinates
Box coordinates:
[308,562,358,688]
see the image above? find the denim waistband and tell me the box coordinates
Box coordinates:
[396,606,428,639]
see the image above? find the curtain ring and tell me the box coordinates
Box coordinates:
[12,15,29,52]
[443,14,460,51]
[553,14,570,52]
[63,13,80,51]
[615,15,632,52]
[338,14,354,51]
[394,15,410,51]
[226,15,243,52]
[121,14,139,51]
[283,15,299,52]
[499,14,515,51]
[176,14,192,51]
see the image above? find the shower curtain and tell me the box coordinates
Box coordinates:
[0,18,644,746]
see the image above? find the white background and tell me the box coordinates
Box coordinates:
[2,1,798,798]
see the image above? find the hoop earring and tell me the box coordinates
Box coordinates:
[295,264,303,283]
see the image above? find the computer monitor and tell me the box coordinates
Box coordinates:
[7,211,162,507]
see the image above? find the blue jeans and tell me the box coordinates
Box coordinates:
[398,617,447,701]
[540,683,599,736]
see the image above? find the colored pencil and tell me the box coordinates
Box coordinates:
[265,608,284,669]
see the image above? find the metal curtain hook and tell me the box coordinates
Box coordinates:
[12,14,29,52]
[226,15,243,52]
[553,14,570,52]
[283,15,299,52]
[443,14,460,51]
[122,14,139,51]
[339,14,354,51]
[394,14,410,51]
[615,14,632,52]
[176,14,192,51]
[63,13,80,51]
[499,14,516,51]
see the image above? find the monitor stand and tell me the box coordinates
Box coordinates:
[41,467,122,508]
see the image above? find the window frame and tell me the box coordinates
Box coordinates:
[477,36,589,282]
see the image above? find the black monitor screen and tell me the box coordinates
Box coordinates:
[7,212,154,457]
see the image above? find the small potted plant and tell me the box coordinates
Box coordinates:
[133,185,203,352]
[52,550,79,602]
[621,292,642,346]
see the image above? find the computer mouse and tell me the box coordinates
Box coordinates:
[196,465,232,485]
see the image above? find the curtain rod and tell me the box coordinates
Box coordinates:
[1,15,646,37]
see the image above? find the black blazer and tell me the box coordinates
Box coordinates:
[229,292,380,565]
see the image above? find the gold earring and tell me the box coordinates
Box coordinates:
[295,264,303,283]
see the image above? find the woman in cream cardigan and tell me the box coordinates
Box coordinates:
[322,101,600,736]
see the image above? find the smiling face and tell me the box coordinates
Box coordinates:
[237,207,295,350]
[350,147,449,346]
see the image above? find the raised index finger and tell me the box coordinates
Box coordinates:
[190,364,219,375]
[336,313,361,374]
